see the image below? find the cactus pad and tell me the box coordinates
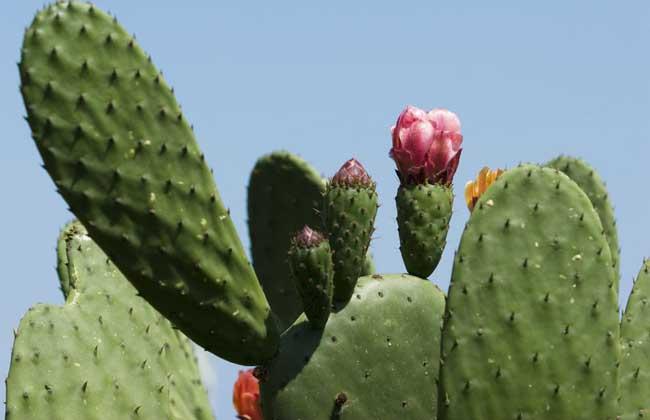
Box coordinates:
[260,274,445,420]
[440,165,619,420]
[619,259,650,419]
[547,156,620,290]
[248,152,326,330]
[19,1,277,364]
[6,222,213,420]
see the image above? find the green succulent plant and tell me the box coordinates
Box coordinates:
[9,2,648,419]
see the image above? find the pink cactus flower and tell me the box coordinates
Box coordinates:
[390,105,463,185]
[233,369,263,420]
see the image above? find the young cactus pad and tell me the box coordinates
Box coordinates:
[6,222,214,420]
[248,152,327,330]
[440,165,619,420]
[19,1,277,364]
[619,259,650,419]
[547,156,620,291]
[260,274,445,420]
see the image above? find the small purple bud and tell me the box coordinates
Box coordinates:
[331,158,374,188]
[293,225,326,248]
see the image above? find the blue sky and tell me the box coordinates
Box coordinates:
[1,1,648,418]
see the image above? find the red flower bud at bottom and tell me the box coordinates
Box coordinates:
[233,369,263,420]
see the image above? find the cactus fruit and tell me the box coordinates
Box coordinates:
[619,259,650,419]
[395,184,453,278]
[324,159,378,303]
[391,106,463,278]
[6,221,213,420]
[288,226,334,328]
[440,165,619,420]
[233,369,263,420]
[547,156,621,291]
[248,152,327,330]
[260,274,446,420]
[19,1,277,364]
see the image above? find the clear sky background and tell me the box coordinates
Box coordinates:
[1,1,648,419]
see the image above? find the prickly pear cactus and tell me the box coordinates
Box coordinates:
[248,152,326,330]
[248,152,376,329]
[547,156,620,290]
[260,274,445,420]
[6,222,214,420]
[619,259,650,419]
[440,165,619,420]
[19,1,277,364]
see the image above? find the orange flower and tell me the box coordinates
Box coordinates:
[464,167,504,211]
[233,369,263,420]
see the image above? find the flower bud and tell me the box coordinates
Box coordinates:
[464,167,504,211]
[331,158,374,188]
[390,105,463,185]
[233,369,263,420]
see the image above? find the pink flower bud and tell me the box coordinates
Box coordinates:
[390,105,463,185]
[233,369,263,420]
[331,158,374,188]
[293,225,326,248]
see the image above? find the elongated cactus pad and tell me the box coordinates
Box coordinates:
[396,183,453,278]
[619,259,650,419]
[440,165,619,420]
[547,156,620,290]
[20,1,277,364]
[6,222,214,420]
[260,274,445,420]
[248,152,326,330]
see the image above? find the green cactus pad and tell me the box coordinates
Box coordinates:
[20,1,277,364]
[248,152,326,330]
[288,235,334,328]
[619,259,650,419]
[547,156,620,290]
[396,183,453,278]
[440,165,619,420]
[6,222,214,420]
[260,274,445,420]
[362,253,376,275]
[324,185,378,303]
